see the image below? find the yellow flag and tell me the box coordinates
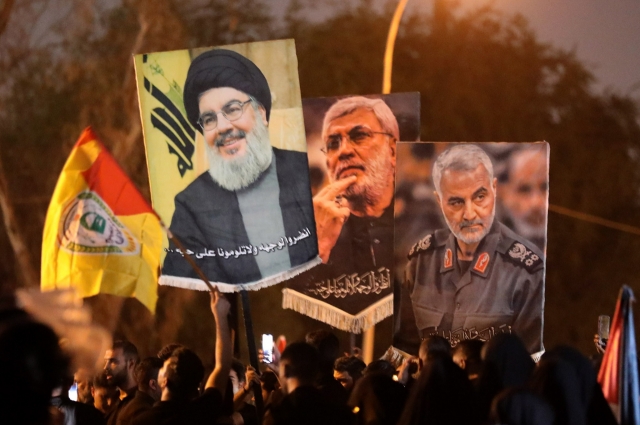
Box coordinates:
[41,127,163,312]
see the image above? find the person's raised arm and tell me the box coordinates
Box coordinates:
[205,287,232,395]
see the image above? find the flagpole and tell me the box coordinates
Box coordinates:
[160,222,264,420]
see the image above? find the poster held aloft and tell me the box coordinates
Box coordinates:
[394,142,548,355]
[133,39,320,293]
[134,40,318,421]
[283,93,420,335]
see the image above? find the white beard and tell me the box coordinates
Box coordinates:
[206,118,273,191]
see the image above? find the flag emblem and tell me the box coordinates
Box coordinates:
[59,191,139,254]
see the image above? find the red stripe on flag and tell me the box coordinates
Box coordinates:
[598,291,623,403]
[78,128,155,217]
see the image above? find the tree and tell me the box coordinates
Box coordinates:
[286,0,640,352]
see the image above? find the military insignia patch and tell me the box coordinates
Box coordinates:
[58,191,140,255]
[408,234,433,259]
[506,242,542,271]
[473,252,490,273]
[444,248,453,268]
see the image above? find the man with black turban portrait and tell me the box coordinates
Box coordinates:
[161,49,319,290]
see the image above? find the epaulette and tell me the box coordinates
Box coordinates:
[502,241,543,273]
[408,234,434,260]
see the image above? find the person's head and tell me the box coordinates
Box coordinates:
[501,146,548,241]
[363,359,396,378]
[305,329,340,376]
[260,369,280,403]
[92,371,120,414]
[432,144,497,245]
[157,343,184,361]
[349,373,407,425]
[157,347,204,400]
[397,356,476,425]
[322,96,398,213]
[103,340,138,389]
[183,49,273,191]
[333,356,366,392]
[135,357,164,401]
[418,335,452,367]
[74,367,94,405]
[229,358,246,395]
[0,318,69,425]
[279,342,319,393]
[452,339,484,379]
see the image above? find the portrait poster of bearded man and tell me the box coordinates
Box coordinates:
[394,142,549,355]
[134,40,319,292]
[283,93,420,342]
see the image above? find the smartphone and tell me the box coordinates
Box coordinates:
[68,382,78,401]
[262,334,273,363]
[598,315,610,340]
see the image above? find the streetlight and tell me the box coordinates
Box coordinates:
[382,0,411,94]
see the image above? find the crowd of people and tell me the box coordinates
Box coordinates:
[0,287,622,425]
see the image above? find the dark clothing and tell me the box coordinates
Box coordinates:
[263,385,353,425]
[238,402,258,425]
[405,221,544,353]
[476,333,536,421]
[116,391,155,425]
[285,205,394,319]
[530,346,618,425]
[397,356,479,425]
[490,389,555,425]
[131,388,223,425]
[326,204,394,275]
[162,147,317,285]
[106,388,137,425]
[51,396,106,425]
[316,375,349,406]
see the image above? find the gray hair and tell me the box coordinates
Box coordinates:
[321,96,400,141]
[432,144,494,197]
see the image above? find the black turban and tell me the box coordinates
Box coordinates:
[183,49,272,132]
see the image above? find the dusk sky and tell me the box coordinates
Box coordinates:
[272,0,640,96]
[36,0,640,96]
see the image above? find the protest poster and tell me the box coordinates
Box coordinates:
[134,39,319,292]
[283,93,420,334]
[394,142,548,354]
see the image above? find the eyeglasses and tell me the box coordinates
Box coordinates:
[197,98,253,132]
[321,125,393,155]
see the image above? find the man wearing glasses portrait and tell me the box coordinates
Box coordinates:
[312,96,398,274]
[162,49,317,286]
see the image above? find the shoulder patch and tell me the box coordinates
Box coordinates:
[408,234,434,259]
[503,241,543,272]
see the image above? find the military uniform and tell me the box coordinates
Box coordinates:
[405,221,544,353]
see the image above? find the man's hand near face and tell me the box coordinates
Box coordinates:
[313,176,357,263]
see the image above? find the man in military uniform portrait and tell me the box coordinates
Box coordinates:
[404,143,546,353]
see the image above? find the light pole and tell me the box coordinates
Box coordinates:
[382,0,411,94]
[361,0,412,365]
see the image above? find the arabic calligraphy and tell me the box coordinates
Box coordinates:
[426,324,512,347]
[164,228,312,260]
[307,267,391,299]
